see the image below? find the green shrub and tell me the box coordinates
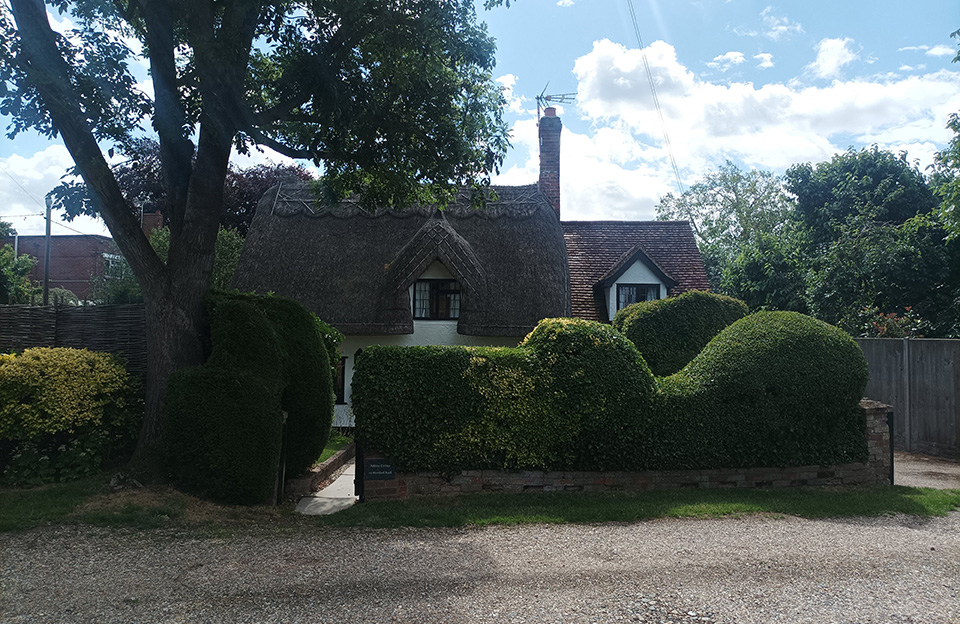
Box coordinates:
[162,291,336,504]
[656,311,869,469]
[354,319,658,472]
[163,367,283,504]
[353,312,870,474]
[613,290,749,376]
[355,346,573,472]
[0,348,140,484]
[521,318,657,469]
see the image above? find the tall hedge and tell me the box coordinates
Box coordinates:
[654,311,869,469]
[162,292,336,504]
[521,318,657,469]
[353,311,869,474]
[613,290,749,376]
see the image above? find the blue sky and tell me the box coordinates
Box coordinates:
[1,0,958,235]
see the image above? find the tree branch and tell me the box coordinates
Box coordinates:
[247,129,326,160]
[9,0,164,287]
[135,0,194,236]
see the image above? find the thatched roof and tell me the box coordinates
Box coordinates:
[562,221,710,322]
[233,182,571,336]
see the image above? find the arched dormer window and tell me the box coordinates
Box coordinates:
[412,261,461,320]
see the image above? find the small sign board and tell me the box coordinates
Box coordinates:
[365,459,396,480]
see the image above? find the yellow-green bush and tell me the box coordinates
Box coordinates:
[0,348,140,483]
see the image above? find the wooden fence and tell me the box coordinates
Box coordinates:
[0,304,147,376]
[856,338,959,459]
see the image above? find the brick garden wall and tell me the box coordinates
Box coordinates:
[361,399,893,501]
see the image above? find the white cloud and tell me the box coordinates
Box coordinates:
[504,39,960,220]
[556,0,575,6]
[707,51,746,72]
[0,145,110,237]
[496,74,529,114]
[754,53,774,69]
[807,37,859,79]
[926,45,956,57]
[759,6,803,40]
[898,44,955,58]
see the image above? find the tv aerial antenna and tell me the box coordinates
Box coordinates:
[536,84,576,119]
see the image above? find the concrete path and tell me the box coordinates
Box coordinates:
[294,458,357,515]
[895,451,960,489]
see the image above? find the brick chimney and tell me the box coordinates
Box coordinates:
[538,107,562,218]
[141,210,164,237]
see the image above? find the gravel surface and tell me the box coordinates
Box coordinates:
[3,512,959,624]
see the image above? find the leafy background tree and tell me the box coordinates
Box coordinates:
[659,147,960,338]
[50,139,315,236]
[0,219,39,304]
[0,0,509,474]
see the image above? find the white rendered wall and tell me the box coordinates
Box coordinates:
[604,260,665,322]
[333,260,520,426]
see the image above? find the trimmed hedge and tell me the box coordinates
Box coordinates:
[163,367,283,505]
[613,290,749,376]
[355,346,565,472]
[0,348,140,484]
[653,311,869,469]
[353,311,869,474]
[162,292,336,504]
[521,318,657,469]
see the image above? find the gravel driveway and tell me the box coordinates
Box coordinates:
[3,511,959,624]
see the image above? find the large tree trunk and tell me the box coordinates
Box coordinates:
[130,280,209,476]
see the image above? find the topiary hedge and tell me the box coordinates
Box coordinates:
[613,290,749,376]
[353,310,869,474]
[652,311,869,469]
[163,367,283,505]
[0,348,140,484]
[162,292,337,504]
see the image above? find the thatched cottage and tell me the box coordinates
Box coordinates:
[233,109,708,426]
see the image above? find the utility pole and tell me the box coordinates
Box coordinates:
[43,193,51,306]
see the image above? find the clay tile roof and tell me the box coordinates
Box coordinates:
[561,221,709,322]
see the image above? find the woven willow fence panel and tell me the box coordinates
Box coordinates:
[0,304,147,376]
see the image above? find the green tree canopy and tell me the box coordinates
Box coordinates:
[0,0,509,473]
[786,146,939,247]
[656,161,795,289]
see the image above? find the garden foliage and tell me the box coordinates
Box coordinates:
[354,304,869,474]
[613,290,749,376]
[162,292,337,504]
[0,348,140,484]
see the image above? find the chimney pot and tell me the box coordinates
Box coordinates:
[544,106,557,117]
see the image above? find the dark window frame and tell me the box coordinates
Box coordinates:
[413,278,461,320]
[616,283,660,310]
[334,356,347,405]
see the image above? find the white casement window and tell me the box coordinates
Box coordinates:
[102,253,124,279]
[413,279,461,319]
[617,283,660,310]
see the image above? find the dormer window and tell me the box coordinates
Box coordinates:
[414,279,461,319]
[617,283,660,310]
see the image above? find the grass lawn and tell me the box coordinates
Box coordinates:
[314,429,352,466]
[314,485,960,529]
[2,477,958,534]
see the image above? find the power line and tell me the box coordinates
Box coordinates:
[0,163,47,208]
[626,0,685,195]
[0,165,100,236]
